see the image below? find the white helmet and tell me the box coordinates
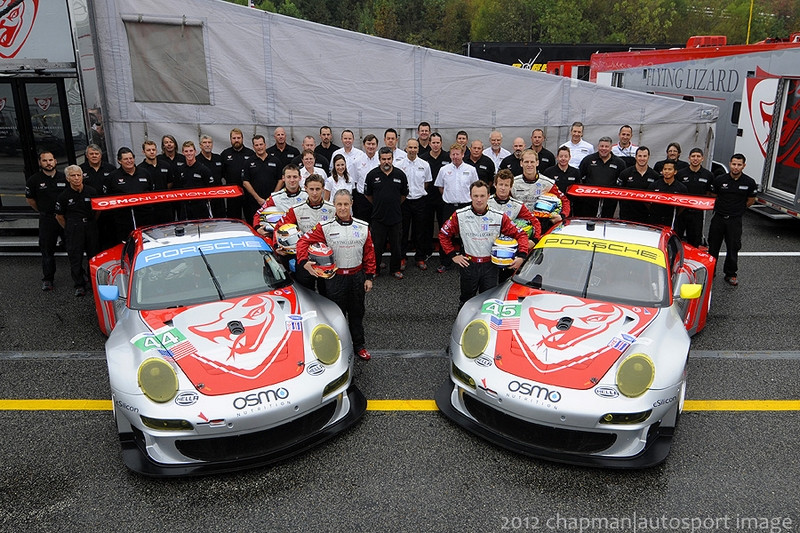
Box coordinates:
[491,236,518,267]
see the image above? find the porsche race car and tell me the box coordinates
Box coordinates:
[436,187,716,468]
[90,188,366,476]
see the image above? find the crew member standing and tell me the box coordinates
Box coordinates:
[707,154,758,286]
[440,181,529,308]
[25,151,67,291]
[675,148,714,246]
[55,165,99,297]
[365,147,409,279]
[298,189,376,361]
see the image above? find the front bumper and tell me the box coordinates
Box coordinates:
[435,380,674,469]
[119,385,366,477]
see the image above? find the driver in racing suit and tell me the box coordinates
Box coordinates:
[511,149,570,234]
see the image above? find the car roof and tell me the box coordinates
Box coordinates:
[555,218,666,249]
[137,219,259,251]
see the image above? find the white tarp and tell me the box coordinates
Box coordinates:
[91,0,718,158]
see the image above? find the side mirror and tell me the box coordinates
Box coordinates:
[679,284,702,300]
[98,285,120,302]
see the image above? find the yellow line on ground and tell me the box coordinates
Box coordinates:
[1,399,799,412]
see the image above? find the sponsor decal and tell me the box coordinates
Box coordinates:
[475,356,493,367]
[568,185,715,210]
[135,237,267,269]
[538,234,666,268]
[653,395,677,408]
[175,391,199,406]
[507,380,562,403]
[0,0,38,59]
[285,314,303,331]
[482,300,521,330]
[115,400,139,413]
[92,186,242,210]
[607,333,636,352]
[594,386,619,399]
[478,377,498,398]
[132,328,187,352]
[306,361,325,376]
[34,97,51,112]
[233,387,290,410]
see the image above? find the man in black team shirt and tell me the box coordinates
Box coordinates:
[221,128,256,219]
[80,144,116,250]
[315,126,340,164]
[617,146,659,223]
[267,126,300,172]
[25,151,67,291]
[675,148,714,247]
[55,165,99,297]
[176,141,215,220]
[196,135,226,217]
[105,147,153,243]
[243,134,282,222]
[138,139,174,224]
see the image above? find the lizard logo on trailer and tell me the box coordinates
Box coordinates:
[34,97,51,112]
[0,0,38,59]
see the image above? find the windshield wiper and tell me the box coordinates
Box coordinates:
[198,248,225,301]
[580,248,598,298]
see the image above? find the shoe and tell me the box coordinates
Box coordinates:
[41,281,53,291]
[357,348,371,361]
[724,276,738,286]
[400,259,407,271]
[392,272,403,280]
[416,260,427,271]
[436,265,448,273]
[74,287,86,297]
[380,261,387,270]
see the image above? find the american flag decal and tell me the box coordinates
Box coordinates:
[169,340,198,360]
[489,314,520,330]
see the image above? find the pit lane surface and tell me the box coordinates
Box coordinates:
[1,212,799,533]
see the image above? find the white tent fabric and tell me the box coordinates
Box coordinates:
[91,0,718,157]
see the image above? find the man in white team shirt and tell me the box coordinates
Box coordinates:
[352,133,380,222]
[397,138,433,270]
[560,121,594,168]
[483,130,511,170]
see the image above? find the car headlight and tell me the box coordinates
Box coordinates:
[616,353,655,398]
[461,320,490,359]
[311,324,341,365]
[138,358,178,403]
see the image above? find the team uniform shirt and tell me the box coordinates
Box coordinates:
[439,206,529,260]
[267,143,301,171]
[497,154,522,176]
[244,154,282,199]
[483,147,511,170]
[137,159,174,191]
[488,195,542,240]
[396,157,432,200]
[329,146,365,177]
[648,178,688,224]
[390,148,407,166]
[420,150,451,181]
[532,147,556,171]
[300,165,328,180]
[579,152,626,187]
[105,167,153,195]
[324,175,355,197]
[618,165,660,221]
[26,171,68,214]
[176,161,214,189]
[220,145,257,186]
[435,162,478,204]
[353,151,380,194]
[364,166,409,225]
[280,201,336,234]
[542,164,582,196]
[55,186,98,221]
[511,174,571,218]
[710,173,758,217]
[561,139,594,168]
[653,158,690,174]
[676,166,714,196]
[464,154,496,185]
[158,153,186,178]
[252,189,308,228]
[196,153,225,186]
[297,216,376,273]
[612,143,638,167]
[291,153,330,174]
[80,161,115,194]
[315,143,340,165]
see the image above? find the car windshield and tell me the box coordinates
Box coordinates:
[513,244,669,307]
[130,248,289,310]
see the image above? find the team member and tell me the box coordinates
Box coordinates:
[329,129,364,179]
[617,146,659,223]
[383,128,406,165]
[498,137,526,176]
[176,141,215,220]
[464,139,495,186]
[612,125,638,167]
[483,130,510,170]
[55,165,99,297]
[315,126,340,163]
[278,174,335,293]
[196,134,226,217]
[542,146,581,210]
[138,139,175,224]
[397,138,433,270]
[158,134,186,173]
[416,121,432,155]
[456,131,469,150]
[221,128,256,219]
[529,128,555,171]
[299,149,328,180]
[291,136,330,173]
[578,136,625,218]
[365,147,409,278]
[707,154,758,286]
[676,148,715,246]
[435,143,478,273]
[490,170,542,282]
[105,147,153,242]
[242,134,282,221]
[80,144,115,249]
[560,122,594,168]
[653,142,690,174]
[25,151,67,291]
[439,181,529,307]
[353,133,380,222]
[648,160,688,226]
[253,164,307,232]
[325,154,355,201]
[267,126,300,171]
[512,149,570,233]
[298,189,376,361]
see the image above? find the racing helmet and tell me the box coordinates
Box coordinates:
[276,223,300,254]
[513,218,533,238]
[491,236,519,267]
[533,193,563,217]
[308,243,337,279]
[259,207,286,238]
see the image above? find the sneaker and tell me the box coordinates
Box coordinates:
[74,287,86,297]
[392,272,403,280]
[41,281,53,291]
[357,348,371,361]
[436,265,448,273]
[416,260,428,271]
[400,259,407,271]
[724,276,738,286]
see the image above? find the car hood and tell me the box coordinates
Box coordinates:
[489,284,660,389]
[134,288,307,396]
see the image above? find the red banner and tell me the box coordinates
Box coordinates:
[567,185,716,210]
[92,186,243,211]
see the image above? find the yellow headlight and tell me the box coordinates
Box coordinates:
[311,324,341,365]
[461,320,490,359]
[137,358,178,403]
[616,353,655,398]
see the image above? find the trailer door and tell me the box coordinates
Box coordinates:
[767,79,800,201]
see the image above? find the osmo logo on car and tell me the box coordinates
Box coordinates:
[233,387,290,410]
[507,380,562,403]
